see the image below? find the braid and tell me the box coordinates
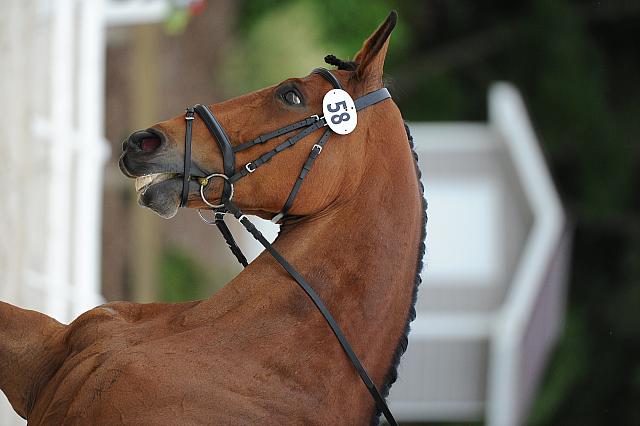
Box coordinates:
[324,55,358,71]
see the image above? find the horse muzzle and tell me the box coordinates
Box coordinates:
[120,128,188,218]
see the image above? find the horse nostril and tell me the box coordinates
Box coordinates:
[140,136,161,152]
[127,130,163,153]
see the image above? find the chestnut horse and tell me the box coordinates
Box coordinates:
[0,11,426,425]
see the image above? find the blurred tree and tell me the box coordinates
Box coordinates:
[222,0,406,94]
[221,1,326,93]
[160,247,210,302]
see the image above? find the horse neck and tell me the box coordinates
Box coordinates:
[256,116,423,382]
[0,302,67,419]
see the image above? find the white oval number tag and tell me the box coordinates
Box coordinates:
[322,89,357,135]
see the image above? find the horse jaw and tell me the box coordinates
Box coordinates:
[137,177,182,219]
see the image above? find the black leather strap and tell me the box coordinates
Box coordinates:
[214,213,248,267]
[181,108,195,207]
[224,201,397,426]
[228,119,327,183]
[193,104,236,201]
[233,115,320,153]
[312,67,343,90]
[227,87,390,188]
[275,128,332,221]
[355,88,391,111]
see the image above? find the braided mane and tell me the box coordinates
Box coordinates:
[370,122,427,425]
[324,54,358,71]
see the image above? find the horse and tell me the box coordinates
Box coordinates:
[0,11,426,425]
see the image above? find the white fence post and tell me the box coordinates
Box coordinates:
[73,0,110,316]
[46,0,74,319]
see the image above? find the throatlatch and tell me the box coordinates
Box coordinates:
[181,68,397,426]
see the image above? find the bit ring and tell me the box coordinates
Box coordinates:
[199,173,233,209]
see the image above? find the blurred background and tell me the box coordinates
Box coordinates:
[1,0,638,425]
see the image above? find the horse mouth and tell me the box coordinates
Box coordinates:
[134,173,183,219]
[135,172,179,193]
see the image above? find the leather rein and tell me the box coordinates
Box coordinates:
[180,68,397,425]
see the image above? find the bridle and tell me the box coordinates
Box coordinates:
[180,68,397,425]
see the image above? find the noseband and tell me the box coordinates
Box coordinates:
[180,68,397,425]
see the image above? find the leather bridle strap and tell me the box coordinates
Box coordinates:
[273,128,332,222]
[228,119,327,183]
[354,88,391,111]
[181,107,195,206]
[312,67,343,90]
[232,115,321,153]
[181,105,239,258]
[225,200,397,426]
[213,210,249,267]
[190,104,236,202]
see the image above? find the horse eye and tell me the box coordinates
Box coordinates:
[284,91,301,105]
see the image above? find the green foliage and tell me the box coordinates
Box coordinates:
[222,1,326,93]
[528,308,590,425]
[400,72,467,121]
[309,0,408,64]
[223,0,407,93]
[160,246,210,302]
[518,0,633,218]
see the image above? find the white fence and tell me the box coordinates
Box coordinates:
[387,84,569,426]
[0,1,109,423]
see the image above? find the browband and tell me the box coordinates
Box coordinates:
[355,88,391,111]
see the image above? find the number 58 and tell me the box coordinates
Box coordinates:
[326,101,350,124]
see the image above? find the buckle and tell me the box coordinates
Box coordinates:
[197,209,227,225]
[312,144,323,154]
[245,163,256,173]
[185,115,194,120]
[310,114,319,122]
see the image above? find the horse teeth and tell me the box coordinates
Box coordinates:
[135,174,155,192]
[134,173,177,192]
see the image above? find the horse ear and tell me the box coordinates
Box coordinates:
[353,11,397,85]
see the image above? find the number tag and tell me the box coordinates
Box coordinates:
[322,89,357,135]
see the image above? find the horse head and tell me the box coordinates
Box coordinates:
[120,12,400,221]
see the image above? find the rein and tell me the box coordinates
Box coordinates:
[181,68,397,426]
